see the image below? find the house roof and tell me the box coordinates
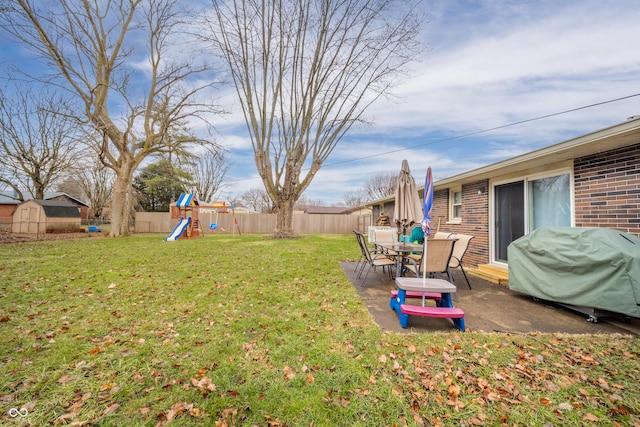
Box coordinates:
[45,192,90,207]
[433,116,640,190]
[368,116,640,205]
[28,199,81,218]
[0,191,89,207]
[305,206,352,214]
[0,192,21,205]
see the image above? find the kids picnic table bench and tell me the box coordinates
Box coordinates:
[390,277,465,331]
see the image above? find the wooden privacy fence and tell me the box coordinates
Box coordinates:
[134,212,372,235]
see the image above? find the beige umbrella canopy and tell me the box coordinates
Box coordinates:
[393,159,423,236]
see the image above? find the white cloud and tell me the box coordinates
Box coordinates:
[208,1,640,204]
[372,0,640,136]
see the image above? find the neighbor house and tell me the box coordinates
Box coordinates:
[0,192,21,227]
[304,205,372,216]
[369,116,640,281]
[44,192,90,222]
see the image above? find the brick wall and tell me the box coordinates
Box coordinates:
[574,143,640,236]
[432,180,490,268]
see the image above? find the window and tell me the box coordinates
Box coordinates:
[528,174,571,230]
[450,188,462,222]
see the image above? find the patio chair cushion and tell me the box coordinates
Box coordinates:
[409,226,424,244]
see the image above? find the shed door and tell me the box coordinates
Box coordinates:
[20,207,39,233]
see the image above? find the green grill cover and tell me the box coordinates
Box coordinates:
[508,227,640,318]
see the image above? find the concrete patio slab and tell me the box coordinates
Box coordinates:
[342,262,639,336]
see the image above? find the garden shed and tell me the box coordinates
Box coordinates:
[12,199,81,234]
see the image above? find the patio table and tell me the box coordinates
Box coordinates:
[375,242,423,277]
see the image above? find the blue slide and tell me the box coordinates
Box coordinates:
[166,217,191,241]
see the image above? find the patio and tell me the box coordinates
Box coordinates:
[341,262,640,336]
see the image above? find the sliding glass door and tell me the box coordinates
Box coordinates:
[528,174,571,229]
[493,172,571,263]
[494,181,525,263]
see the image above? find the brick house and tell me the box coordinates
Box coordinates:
[0,192,21,227]
[369,116,640,278]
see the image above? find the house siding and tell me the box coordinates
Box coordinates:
[574,143,640,236]
[0,205,17,223]
[432,180,490,268]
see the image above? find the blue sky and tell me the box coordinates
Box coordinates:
[2,1,639,206]
[213,0,640,205]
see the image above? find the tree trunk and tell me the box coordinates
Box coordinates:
[109,161,136,237]
[275,199,295,238]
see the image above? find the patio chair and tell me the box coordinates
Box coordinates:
[372,229,398,256]
[352,230,366,273]
[402,238,456,282]
[355,230,396,285]
[434,231,454,239]
[448,233,474,289]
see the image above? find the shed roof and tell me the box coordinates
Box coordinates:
[30,199,81,218]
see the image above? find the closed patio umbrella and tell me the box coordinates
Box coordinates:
[393,159,423,236]
[421,166,434,291]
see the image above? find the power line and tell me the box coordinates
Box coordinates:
[322,92,640,168]
[225,92,640,182]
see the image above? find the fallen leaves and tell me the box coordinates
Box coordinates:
[2,236,639,427]
[102,402,120,415]
[58,374,74,384]
[155,401,206,426]
[283,365,296,381]
[391,335,640,425]
[191,375,216,392]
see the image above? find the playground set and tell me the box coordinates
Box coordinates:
[165,193,240,241]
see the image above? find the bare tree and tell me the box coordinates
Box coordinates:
[56,159,114,221]
[57,176,86,202]
[364,171,398,201]
[204,0,422,237]
[2,0,222,236]
[342,188,369,208]
[239,187,274,213]
[0,88,82,200]
[294,195,325,211]
[182,147,231,204]
[77,162,114,221]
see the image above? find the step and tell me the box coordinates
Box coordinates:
[467,264,509,286]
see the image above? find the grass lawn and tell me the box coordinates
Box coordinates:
[1,233,638,426]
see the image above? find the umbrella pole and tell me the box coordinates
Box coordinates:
[421,238,428,305]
